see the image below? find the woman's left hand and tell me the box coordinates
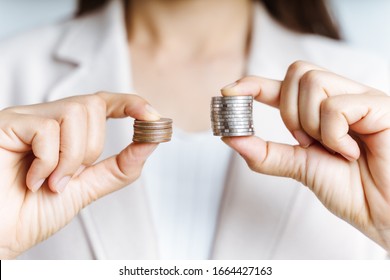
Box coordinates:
[221,61,390,252]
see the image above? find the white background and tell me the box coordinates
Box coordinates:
[0,0,389,62]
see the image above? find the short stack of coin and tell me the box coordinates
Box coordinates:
[211,96,254,136]
[133,118,173,143]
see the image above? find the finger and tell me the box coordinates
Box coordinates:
[280,61,325,147]
[76,142,158,202]
[221,76,282,108]
[298,70,372,141]
[47,102,88,193]
[96,92,161,120]
[1,114,60,192]
[81,95,106,166]
[221,136,309,183]
[321,94,390,161]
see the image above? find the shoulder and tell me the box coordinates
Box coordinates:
[252,2,389,93]
[0,19,78,107]
[301,35,389,92]
[0,21,68,67]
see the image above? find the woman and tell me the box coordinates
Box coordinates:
[0,0,389,259]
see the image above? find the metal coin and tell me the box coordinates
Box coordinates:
[211,103,252,107]
[211,107,252,112]
[134,118,172,125]
[133,135,172,139]
[133,117,173,143]
[212,124,253,129]
[133,138,171,143]
[212,120,253,125]
[134,124,172,129]
[212,96,253,101]
[211,101,253,106]
[213,129,254,134]
[213,131,255,136]
[211,117,253,122]
[211,109,252,115]
[133,129,172,134]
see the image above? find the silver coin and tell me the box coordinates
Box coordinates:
[211,117,253,122]
[211,114,253,118]
[210,109,252,115]
[211,107,252,112]
[211,103,252,107]
[212,96,253,101]
[212,120,253,124]
[212,124,253,129]
[213,128,254,133]
[213,127,253,131]
[211,101,253,106]
[213,127,254,131]
[213,131,255,136]
[211,110,252,115]
[211,98,252,103]
[212,126,253,130]
[212,120,254,125]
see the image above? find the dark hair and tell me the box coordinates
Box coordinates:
[76,0,340,40]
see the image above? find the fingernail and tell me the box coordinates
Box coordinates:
[31,179,45,192]
[221,81,238,90]
[292,130,313,148]
[56,176,71,193]
[145,104,161,118]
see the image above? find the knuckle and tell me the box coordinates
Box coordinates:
[41,118,60,133]
[321,97,338,116]
[128,93,147,104]
[300,70,322,89]
[287,60,309,75]
[88,94,107,113]
[61,101,87,119]
[246,158,259,172]
[280,105,297,130]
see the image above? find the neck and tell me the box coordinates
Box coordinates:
[127,0,252,58]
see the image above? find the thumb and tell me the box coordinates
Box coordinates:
[77,142,157,201]
[222,136,308,182]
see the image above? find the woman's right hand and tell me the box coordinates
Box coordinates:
[0,92,160,259]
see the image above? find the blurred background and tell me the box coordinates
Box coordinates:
[0,0,389,62]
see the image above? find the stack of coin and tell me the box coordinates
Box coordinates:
[211,96,254,136]
[133,118,173,143]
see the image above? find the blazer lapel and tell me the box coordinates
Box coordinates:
[47,0,158,259]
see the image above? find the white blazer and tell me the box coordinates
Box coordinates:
[1,0,389,259]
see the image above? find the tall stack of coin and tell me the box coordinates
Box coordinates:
[211,96,254,136]
[133,118,173,143]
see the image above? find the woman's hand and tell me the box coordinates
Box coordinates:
[221,61,390,252]
[0,92,160,259]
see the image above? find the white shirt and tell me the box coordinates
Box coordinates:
[144,128,232,259]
